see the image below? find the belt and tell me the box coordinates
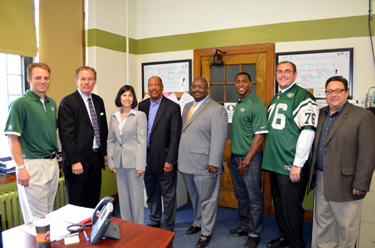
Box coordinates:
[43,152,57,159]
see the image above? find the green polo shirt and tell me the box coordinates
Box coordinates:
[231,92,267,156]
[4,90,58,159]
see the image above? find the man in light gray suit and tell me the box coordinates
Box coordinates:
[308,76,375,247]
[178,77,228,248]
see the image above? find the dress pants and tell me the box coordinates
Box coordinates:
[182,172,221,236]
[315,171,362,248]
[65,149,102,208]
[115,166,144,224]
[144,154,177,231]
[270,164,309,248]
[17,158,59,224]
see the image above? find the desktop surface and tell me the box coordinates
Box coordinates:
[2,217,174,248]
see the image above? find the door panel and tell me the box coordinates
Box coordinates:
[194,44,275,214]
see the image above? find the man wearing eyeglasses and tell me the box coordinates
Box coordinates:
[307,76,375,248]
[263,61,319,248]
[179,77,228,248]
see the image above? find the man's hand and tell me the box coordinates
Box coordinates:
[208,165,218,173]
[110,168,116,173]
[290,165,301,183]
[353,188,366,195]
[104,156,108,166]
[237,159,249,177]
[163,162,173,173]
[137,170,145,177]
[17,168,30,187]
[72,162,84,175]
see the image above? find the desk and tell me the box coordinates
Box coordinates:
[2,217,174,248]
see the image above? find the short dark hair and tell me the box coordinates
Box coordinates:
[115,85,138,108]
[148,76,163,86]
[325,76,349,91]
[76,66,97,80]
[193,76,208,87]
[276,61,297,73]
[235,72,251,81]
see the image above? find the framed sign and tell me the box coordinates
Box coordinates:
[276,48,353,99]
[142,59,192,97]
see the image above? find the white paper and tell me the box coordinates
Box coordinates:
[46,204,94,224]
[0,160,16,169]
[224,103,236,123]
[179,92,194,114]
[167,92,179,104]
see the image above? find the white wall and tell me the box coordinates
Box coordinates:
[135,0,368,39]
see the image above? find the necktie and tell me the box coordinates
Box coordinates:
[186,103,197,124]
[88,98,101,146]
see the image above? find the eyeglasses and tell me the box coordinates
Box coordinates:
[325,89,345,95]
[191,85,206,89]
[276,69,294,74]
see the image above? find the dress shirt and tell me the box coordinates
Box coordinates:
[188,95,209,117]
[113,108,137,139]
[77,89,99,149]
[280,83,315,168]
[147,96,163,148]
[315,102,347,171]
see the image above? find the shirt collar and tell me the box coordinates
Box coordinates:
[238,92,254,103]
[149,95,163,105]
[194,95,209,104]
[324,102,347,116]
[279,82,296,93]
[112,108,137,117]
[77,88,92,101]
[27,90,49,102]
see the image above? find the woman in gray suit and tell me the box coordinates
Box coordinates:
[107,85,147,224]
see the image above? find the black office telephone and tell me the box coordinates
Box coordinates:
[90,196,120,244]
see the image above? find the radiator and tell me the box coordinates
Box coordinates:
[0,173,68,231]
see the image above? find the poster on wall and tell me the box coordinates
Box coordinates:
[276,48,353,99]
[142,59,192,96]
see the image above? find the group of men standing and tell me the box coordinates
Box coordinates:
[4,61,375,248]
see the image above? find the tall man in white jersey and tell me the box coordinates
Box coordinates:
[262,61,319,248]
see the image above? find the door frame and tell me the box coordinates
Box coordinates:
[193,43,275,217]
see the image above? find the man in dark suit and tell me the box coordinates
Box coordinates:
[138,76,182,231]
[58,66,108,208]
[308,76,375,247]
[178,77,228,248]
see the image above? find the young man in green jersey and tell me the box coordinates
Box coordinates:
[263,61,319,248]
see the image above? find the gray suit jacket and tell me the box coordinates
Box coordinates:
[178,97,228,175]
[107,109,147,171]
[308,103,375,202]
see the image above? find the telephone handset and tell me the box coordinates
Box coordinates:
[90,196,114,244]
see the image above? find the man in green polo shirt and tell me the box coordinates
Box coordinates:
[227,72,267,248]
[4,62,59,224]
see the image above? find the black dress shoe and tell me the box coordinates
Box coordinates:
[186,225,201,234]
[196,235,211,248]
[266,237,288,247]
[147,223,160,228]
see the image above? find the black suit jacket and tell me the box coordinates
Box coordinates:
[58,90,108,175]
[138,97,182,174]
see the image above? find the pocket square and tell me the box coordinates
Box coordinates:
[100,112,104,116]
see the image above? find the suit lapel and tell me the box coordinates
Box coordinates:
[313,108,325,152]
[184,97,210,130]
[143,99,151,121]
[151,97,167,133]
[325,104,350,145]
[75,91,93,130]
[120,114,134,143]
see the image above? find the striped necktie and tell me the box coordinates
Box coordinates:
[186,103,197,124]
[88,98,101,146]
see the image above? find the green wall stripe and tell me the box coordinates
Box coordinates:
[87,15,374,55]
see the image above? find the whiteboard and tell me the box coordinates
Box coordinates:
[142,59,192,96]
[276,48,353,98]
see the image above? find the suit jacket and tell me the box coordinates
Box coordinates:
[58,90,108,175]
[308,103,375,202]
[138,97,182,174]
[107,109,147,171]
[178,97,228,175]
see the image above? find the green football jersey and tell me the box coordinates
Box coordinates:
[262,84,318,176]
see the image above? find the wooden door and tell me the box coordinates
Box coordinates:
[194,44,275,215]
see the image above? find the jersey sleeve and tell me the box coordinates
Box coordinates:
[4,100,25,136]
[293,93,319,131]
[252,101,268,134]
